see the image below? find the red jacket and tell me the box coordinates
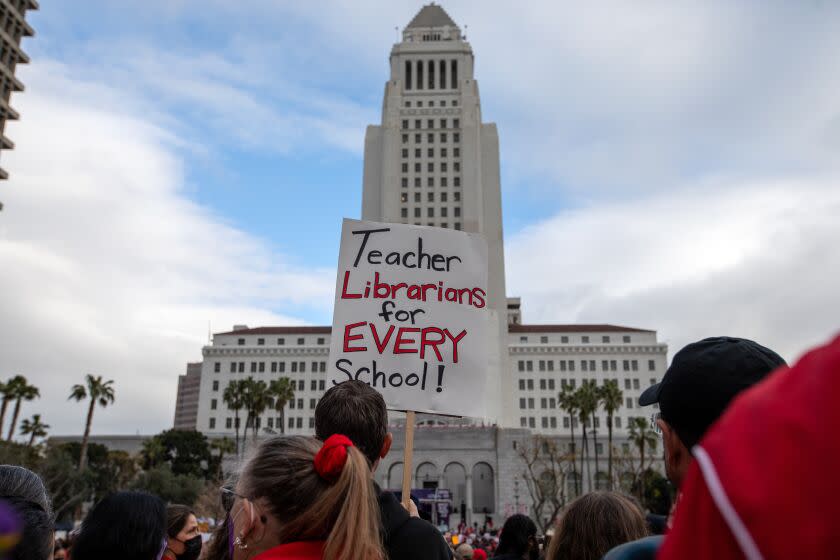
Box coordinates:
[253,541,325,560]
[659,334,840,560]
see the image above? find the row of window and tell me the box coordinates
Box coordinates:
[401,191,461,203]
[519,415,649,433]
[518,396,642,419]
[402,118,460,131]
[516,359,655,373]
[236,337,327,346]
[211,379,326,393]
[404,59,458,91]
[403,99,458,108]
[400,175,461,188]
[404,221,462,230]
[401,161,462,175]
[520,334,634,344]
[401,152,461,170]
[400,207,461,219]
[399,131,461,144]
[207,416,315,430]
[215,361,328,374]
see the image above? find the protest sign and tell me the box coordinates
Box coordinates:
[328,218,490,507]
[328,218,489,417]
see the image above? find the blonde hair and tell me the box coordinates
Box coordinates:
[238,435,383,560]
[546,491,648,560]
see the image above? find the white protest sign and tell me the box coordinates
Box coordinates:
[328,218,489,418]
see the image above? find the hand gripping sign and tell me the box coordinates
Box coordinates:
[328,218,489,419]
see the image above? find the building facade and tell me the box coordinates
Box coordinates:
[0,0,37,198]
[190,4,668,526]
[361,3,510,423]
[173,362,202,430]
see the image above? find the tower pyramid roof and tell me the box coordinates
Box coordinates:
[406,3,457,29]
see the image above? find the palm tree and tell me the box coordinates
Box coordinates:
[223,380,246,454]
[69,375,116,470]
[575,381,599,490]
[557,385,580,494]
[6,378,40,441]
[239,378,258,449]
[628,416,658,478]
[19,414,49,446]
[210,437,236,480]
[0,378,13,434]
[247,379,269,439]
[268,377,295,435]
[598,380,623,489]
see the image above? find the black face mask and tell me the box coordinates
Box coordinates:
[177,535,202,560]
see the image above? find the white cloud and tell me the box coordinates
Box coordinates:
[0,61,334,436]
[506,176,840,362]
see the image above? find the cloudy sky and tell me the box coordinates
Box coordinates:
[1,1,838,436]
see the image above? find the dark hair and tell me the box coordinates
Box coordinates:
[72,491,166,560]
[315,380,387,466]
[0,465,54,560]
[166,504,194,538]
[201,515,229,560]
[545,492,648,560]
[496,514,537,556]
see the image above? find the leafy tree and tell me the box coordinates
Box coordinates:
[19,414,50,446]
[557,385,580,495]
[575,381,599,490]
[131,465,203,505]
[517,436,574,533]
[240,378,269,444]
[68,375,115,470]
[209,437,236,480]
[141,430,212,479]
[6,377,40,441]
[597,380,623,489]
[628,417,658,498]
[222,380,245,454]
[268,377,295,435]
[634,469,673,515]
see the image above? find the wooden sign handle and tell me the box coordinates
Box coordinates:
[401,410,416,509]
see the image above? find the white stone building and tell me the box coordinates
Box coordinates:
[188,4,668,526]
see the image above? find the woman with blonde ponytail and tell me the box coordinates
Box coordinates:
[222,434,384,560]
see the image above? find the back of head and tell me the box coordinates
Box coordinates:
[72,491,165,560]
[239,435,382,560]
[315,380,387,466]
[546,492,648,560]
[496,514,536,556]
[0,465,53,560]
[640,336,785,449]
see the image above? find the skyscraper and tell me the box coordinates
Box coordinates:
[361,3,512,424]
[0,0,38,211]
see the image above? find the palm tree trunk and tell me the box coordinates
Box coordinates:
[581,427,592,491]
[6,398,21,441]
[242,413,250,450]
[592,412,600,485]
[79,398,96,471]
[0,399,8,435]
[281,406,287,434]
[607,415,614,490]
[568,414,578,495]
[28,432,35,446]
[233,409,240,455]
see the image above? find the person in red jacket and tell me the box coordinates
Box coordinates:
[224,434,383,560]
[659,334,840,559]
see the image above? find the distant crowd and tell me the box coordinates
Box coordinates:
[1,333,839,559]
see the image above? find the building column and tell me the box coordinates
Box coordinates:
[465,473,474,525]
[437,474,446,490]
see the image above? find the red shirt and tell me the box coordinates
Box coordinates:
[253,541,325,560]
[659,334,840,560]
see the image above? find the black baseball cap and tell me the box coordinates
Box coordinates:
[639,336,786,449]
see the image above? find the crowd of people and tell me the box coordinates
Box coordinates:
[0,333,837,559]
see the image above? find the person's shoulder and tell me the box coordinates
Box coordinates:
[386,515,451,559]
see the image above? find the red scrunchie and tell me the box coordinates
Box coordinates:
[314,434,354,482]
